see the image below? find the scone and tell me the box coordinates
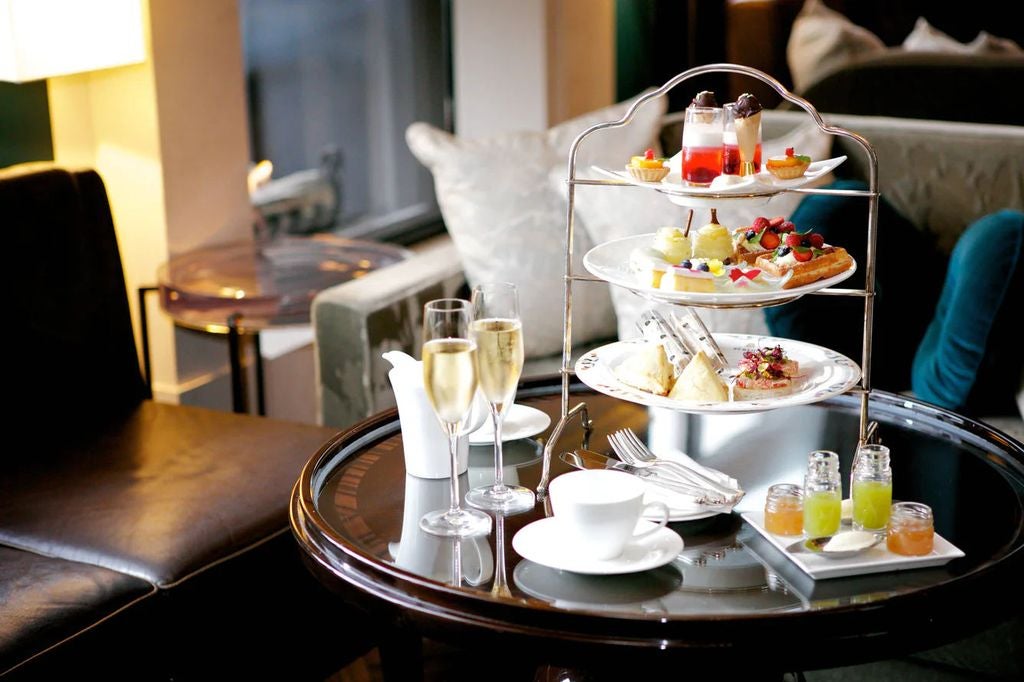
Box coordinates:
[615,342,674,396]
[668,351,728,402]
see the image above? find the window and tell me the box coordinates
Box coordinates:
[241,0,450,243]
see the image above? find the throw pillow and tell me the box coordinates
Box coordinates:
[786,0,886,93]
[406,92,667,358]
[570,111,834,341]
[902,16,1023,55]
[765,180,946,395]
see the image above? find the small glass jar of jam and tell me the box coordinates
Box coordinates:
[887,502,934,556]
[804,450,842,538]
[852,443,893,531]
[764,483,804,536]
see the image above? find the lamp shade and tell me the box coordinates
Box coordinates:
[0,0,144,83]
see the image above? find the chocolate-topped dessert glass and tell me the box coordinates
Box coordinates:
[732,93,763,177]
[724,103,761,175]
[682,91,724,186]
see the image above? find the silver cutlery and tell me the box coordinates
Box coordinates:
[559,450,732,507]
[609,428,743,502]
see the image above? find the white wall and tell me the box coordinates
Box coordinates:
[452,0,614,138]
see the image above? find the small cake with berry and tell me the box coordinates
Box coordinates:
[628,148,670,182]
[659,258,725,293]
[734,345,798,400]
[732,215,794,264]
[755,230,853,289]
[766,147,812,180]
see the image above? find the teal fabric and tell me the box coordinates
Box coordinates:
[764,180,945,393]
[912,210,1024,413]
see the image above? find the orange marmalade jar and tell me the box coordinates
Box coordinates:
[764,484,804,536]
[887,502,934,556]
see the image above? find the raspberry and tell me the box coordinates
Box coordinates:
[779,221,796,233]
[752,216,770,232]
[809,233,825,248]
[785,233,802,248]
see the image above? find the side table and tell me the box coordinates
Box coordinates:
[140,235,410,414]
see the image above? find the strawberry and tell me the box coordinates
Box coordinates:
[809,233,825,248]
[779,221,796,233]
[752,216,770,232]
[785,232,802,248]
[644,148,655,160]
[759,228,781,250]
[768,216,785,228]
[792,247,814,262]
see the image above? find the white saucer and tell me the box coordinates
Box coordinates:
[512,517,684,575]
[468,404,551,445]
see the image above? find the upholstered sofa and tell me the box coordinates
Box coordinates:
[313,110,1024,436]
[0,166,370,679]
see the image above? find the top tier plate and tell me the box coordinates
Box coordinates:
[592,155,846,208]
[583,233,857,309]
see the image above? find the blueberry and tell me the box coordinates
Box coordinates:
[698,263,710,272]
[745,230,756,240]
[801,237,810,248]
[777,246,791,256]
[680,260,692,269]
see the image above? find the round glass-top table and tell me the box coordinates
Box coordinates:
[158,235,410,332]
[291,378,1024,678]
[148,235,410,413]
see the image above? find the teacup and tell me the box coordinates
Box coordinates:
[549,469,670,560]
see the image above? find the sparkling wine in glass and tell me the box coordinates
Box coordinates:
[465,283,535,513]
[419,299,492,537]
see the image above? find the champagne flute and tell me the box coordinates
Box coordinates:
[419,299,491,537]
[465,283,535,513]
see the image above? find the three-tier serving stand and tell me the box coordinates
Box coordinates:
[538,64,880,495]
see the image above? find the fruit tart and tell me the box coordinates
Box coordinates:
[766,147,811,180]
[627,148,669,182]
[734,345,798,400]
[755,230,853,289]
[732,215,794,264]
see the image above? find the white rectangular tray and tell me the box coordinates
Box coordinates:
[742,511,965,580]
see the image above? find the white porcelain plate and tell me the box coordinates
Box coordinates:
[592,156,847,208]
[512,517,684,575]
[742,511,965,580]
[583,233,857,308]
[468,404,551,445]
[575,334,861,415]
[643,493,725,523]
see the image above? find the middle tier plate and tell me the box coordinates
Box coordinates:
[583,233,857,308]
[575,334,861,415]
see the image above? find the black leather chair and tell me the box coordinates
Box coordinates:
[0,166,372,679]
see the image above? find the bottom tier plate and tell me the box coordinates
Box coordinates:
[574,333,861,414]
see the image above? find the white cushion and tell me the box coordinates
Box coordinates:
[570,112,834,341]
[786,0,886,92]
[902,16,1023,55]
[406,92,667,357]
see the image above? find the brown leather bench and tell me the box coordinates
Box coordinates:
[1,166,370,678]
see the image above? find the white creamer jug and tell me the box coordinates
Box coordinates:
[383,350,487,479]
